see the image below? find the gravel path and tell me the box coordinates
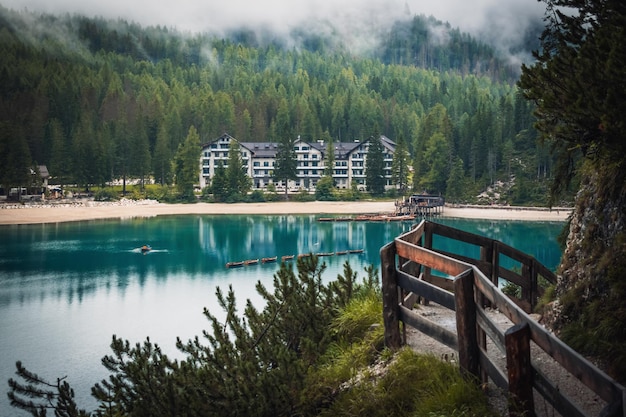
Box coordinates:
[404,302,606,417]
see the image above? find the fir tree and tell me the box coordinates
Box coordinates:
[273,135,298,199]
[226,139,250,201]
[365,135,385,196]
[173,125,200,201]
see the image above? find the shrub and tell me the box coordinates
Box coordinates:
[94,188,119,201]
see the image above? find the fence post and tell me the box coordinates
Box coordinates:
[454,269,480,380]
[505,322,535,417]
[381,242,401,350]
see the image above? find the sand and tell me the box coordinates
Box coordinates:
[0,199,572,225]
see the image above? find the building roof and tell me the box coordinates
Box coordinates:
[201,134,396,159]
[243,142,278,158]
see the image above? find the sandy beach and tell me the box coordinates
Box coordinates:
[0,199,571,225]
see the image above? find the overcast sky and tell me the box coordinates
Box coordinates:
[2,0,546,60]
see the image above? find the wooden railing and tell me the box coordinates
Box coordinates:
[381,220,625,417]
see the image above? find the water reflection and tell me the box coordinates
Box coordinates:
[0,216,564,307]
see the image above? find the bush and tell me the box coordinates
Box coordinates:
[94,188,119,201]
[315,176,336,201]
[293,188,315,202]
[247,189,266,202]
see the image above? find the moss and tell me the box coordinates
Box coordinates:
[319,348,497,417]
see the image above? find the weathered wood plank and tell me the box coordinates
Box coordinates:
[421,273,455,293]
[476,306,506,355]
[479,348,508,390]
[533,365,587,417]
[499,266,529,289]
[454,269,480,379]
[398,305,458,351]
[473,270,625,404]
[394,239,471,277]
[396,220,425,244]
[506,323,535,417]
[396,269,455,310]
[381,241,401,350]
[427,221,494,249]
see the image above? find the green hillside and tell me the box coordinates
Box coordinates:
[0,6,558,205]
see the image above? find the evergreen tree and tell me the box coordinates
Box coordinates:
[0,122,31,199]
[174,126,200,201]
[390,136,410,194]
[225,139,250,200]
[8,361,90,417]
[273,135,298,199]
[211,160,228,202]
[365,135,385,196]
[314,175,335,201]
[421,132,451,194]
[446,156,466,203]
[153,124,172,186]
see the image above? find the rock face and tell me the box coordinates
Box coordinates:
[549,168,626,381]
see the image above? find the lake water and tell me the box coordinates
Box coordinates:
[0,214,565,415]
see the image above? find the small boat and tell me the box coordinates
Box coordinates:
[261,256,277,263]
[348,249,364,254]
[281,255,295,262]
[226,261,245,268]
[316,252,334,257]
[244,259,259,266]
[297,253,312,259]
[335,250,348,255]
[141,245,152,253]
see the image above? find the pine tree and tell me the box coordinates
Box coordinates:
[390,136,410,194]
[173,126,200,201]
[365,135,385,196]
[273,136,298,199]
[225,139,250,201]
[211,160,228,202]
[8,361,90,417]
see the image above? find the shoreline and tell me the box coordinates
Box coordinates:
[0,200,572,225]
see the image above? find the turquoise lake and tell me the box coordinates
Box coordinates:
[0,214,565,415]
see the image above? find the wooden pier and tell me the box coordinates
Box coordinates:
[395,194,445,217]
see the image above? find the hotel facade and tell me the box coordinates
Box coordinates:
[200,133,396,191]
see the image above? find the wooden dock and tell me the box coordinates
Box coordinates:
[395,194,444,217]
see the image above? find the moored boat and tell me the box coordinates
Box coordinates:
[226,261,245,268]
[244,259,259,265]
[348,249,364,254]
[281,255,295,261]
[261,256,277,263]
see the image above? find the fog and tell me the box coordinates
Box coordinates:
[2,0,546,62]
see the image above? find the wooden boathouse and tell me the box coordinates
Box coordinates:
[395,194,445,217]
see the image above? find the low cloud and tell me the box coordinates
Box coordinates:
[3,0,546,61]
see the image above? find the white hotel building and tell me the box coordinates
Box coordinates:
[199,133,396,191]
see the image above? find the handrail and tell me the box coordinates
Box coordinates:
[381,220,625,417]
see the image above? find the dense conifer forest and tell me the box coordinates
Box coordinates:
[0,6,557,204]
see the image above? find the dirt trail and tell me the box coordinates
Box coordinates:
[404,302,605,417]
